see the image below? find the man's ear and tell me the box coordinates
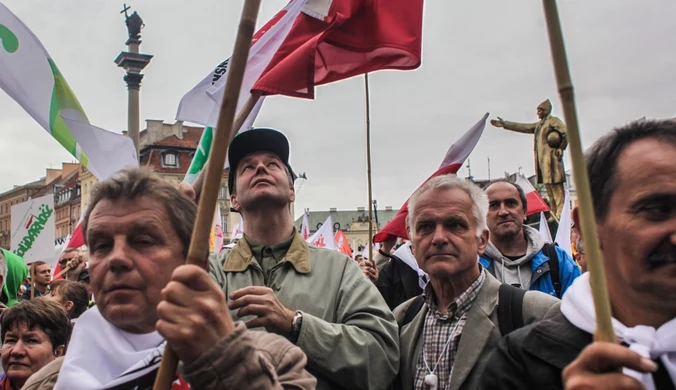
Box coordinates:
[477,229,490,255]
[289,185,296,203]
[230,193,240,212]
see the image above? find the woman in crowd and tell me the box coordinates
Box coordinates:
[0,299,70,389]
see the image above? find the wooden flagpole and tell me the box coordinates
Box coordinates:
[541,0,614,342]
[152,1,262,388]
[190,91,262,200]
[365,73,374,263]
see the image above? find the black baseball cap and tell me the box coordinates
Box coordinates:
[227,128,295,194]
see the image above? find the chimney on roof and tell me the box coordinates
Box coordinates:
[385,206,392,211]
[357,207,365,212]
[329,207,337,212]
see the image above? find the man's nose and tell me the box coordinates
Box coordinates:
[431,225,448,246]
[108,238,134,272]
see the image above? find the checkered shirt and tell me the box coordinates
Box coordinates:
[413,270,486,390]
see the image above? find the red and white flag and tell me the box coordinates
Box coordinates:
[308,216,335,250]
[515,175,550,216]
[178,0,307,127]
[300,211,310,240]
[333,230,352,257]
[374,113,489,242]
[251,0,424,98]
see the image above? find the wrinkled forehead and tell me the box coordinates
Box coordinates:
[87,197,171,239]
[485,182,520,201]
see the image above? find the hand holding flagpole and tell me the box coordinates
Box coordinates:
[541,0,614,342]
[152,1,262,388]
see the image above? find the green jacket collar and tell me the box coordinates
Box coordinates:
[224,229,311,274]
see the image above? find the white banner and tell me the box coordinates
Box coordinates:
[11,194,55,264]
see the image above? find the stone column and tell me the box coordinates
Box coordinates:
[115,38,152,160]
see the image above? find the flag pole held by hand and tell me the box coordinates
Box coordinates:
[541,0,614,342]
[190,91,262,201]
[152,1,262,389]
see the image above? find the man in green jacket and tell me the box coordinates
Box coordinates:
[209,128,400,390]
[0,248,28,306]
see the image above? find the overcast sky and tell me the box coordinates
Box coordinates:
[2,0,675,219]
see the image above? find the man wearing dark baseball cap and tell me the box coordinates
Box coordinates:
[210,127,400,390]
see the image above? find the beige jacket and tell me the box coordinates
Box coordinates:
[392,272,560,390]
[21,322,316,390]
[210,231,400,390]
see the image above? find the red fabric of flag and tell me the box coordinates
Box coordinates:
[252,0,424,98]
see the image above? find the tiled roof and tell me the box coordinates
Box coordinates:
[140,126,204,149]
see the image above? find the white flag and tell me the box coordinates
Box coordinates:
[307,216,335,250]
[11,194,55,264]
[230,218,244,242]
[300,212,310,240]
[538,212,553,243]
[555,190,573,257]
[0,3,137,180]
[176,0,307,128]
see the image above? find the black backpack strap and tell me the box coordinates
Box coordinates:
[543,243,561,298]
[498,284,526,335]
[401,295,425,327]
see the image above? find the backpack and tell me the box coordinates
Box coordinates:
[484,243,562,298]
[399,283,527,336]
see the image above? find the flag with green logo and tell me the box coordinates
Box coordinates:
[0,2,137,180]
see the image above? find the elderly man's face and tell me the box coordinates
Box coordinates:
[597,138,676,309]
[86,197,184,334]
[409,187,488,280]
[231,152,294,211]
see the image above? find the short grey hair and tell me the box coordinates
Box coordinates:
[407,175,489,236]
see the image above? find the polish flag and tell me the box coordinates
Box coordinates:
[333,230,352,257]
[308,216,336,250]
[515,175,550,216]
[251,0,424,98]
[374,114,489,242]
[300,212,310,240]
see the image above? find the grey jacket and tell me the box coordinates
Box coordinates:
[392,271,560,390]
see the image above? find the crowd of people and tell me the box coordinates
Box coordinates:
[0,118,672,389]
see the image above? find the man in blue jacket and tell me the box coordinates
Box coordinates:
[480,179,580,298]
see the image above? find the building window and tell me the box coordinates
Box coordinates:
[220,213,228,233]
[162,152,179,168]
[219,186,228,200]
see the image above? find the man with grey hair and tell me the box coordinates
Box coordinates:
[390,174,559,390]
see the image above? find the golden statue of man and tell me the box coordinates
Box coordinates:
[491,99,568,219]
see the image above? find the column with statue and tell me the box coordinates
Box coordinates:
[491,99,568,219]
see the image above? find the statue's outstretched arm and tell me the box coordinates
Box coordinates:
[502,121,537,134]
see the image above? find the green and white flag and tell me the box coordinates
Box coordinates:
[0,2,137,180]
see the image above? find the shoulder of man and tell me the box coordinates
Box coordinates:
[521,289,561,325]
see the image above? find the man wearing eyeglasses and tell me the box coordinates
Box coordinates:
[58,248,86,282]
